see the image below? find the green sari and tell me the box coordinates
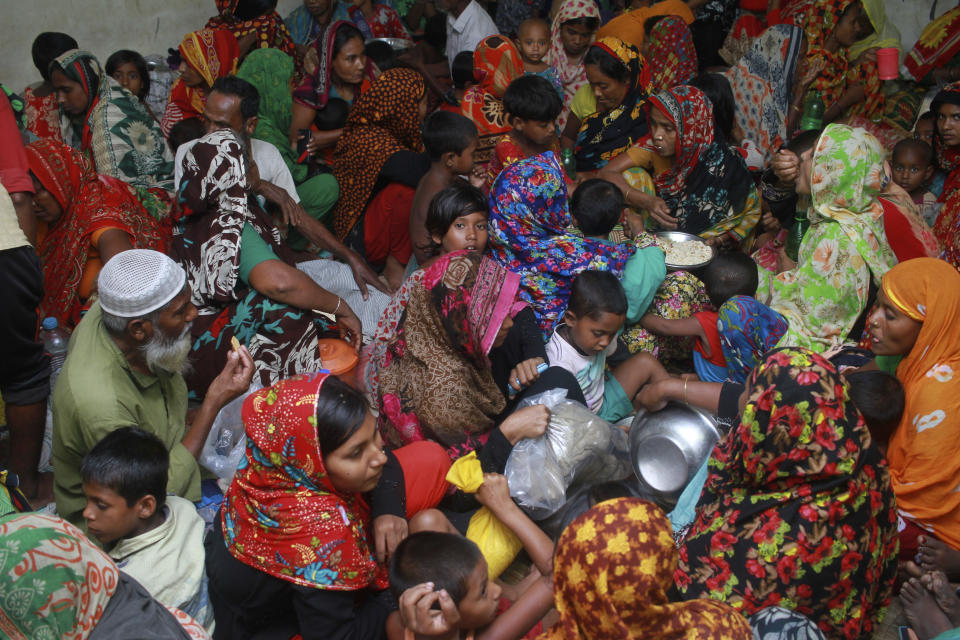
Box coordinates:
[760,124,897,352]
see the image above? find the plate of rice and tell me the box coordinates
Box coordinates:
[653,231,715,270]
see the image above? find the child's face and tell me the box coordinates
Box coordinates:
[914,119,935,146]
[450,139,478,175]
[82,482,153,544]
[565,310,624,355]
[457,559,502,630]
[891,148,932,194]
[111,62,143,99]
[514,118,557,147]
[560,22,594,58]
[516,23,550,64]
[435,211,488,254]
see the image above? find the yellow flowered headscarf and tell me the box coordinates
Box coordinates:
[178,29,240,114]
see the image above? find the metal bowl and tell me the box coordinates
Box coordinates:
[654,231,715,270]
[629,400,719,508]
[366,37,414,52]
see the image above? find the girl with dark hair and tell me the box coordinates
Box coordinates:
[23,31,78,142]
[207,372,451,640]
[105,50,151,102]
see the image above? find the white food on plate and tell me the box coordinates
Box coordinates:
[658,237,713,266]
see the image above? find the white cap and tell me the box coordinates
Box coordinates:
[98,250,187,317]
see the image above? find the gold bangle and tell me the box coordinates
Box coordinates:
[682,378,688,404]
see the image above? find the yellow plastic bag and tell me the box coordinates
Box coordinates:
[445,452,523,579]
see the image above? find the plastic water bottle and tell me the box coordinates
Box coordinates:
[784,212,810,262]
[799,90,824,132]
[41,317,70,389]
[561,148,577,180]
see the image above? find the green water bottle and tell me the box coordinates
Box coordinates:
[799,90,824,132]
[561,148,577,180]
[784,212,810,261]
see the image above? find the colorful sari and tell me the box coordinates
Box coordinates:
[293,20,377,111]
[676,348,899,640]
[223,373,388,591]
[347,3,412,41]
[722,24,804,168]
[762,124,897,352]
[573,37,651,171]
[161,29,240,137]
[377,251,522,459]
[905,6,960,82]
[331,67,425,240]
[489,152,638,336]
[547,0,600,125]
[170,129,326,395]
[459,36,524,168]
[932,84,960,271]
[717,295,789,384]
[285,3,326,44]
[25,140,166,327]
[647,17,698,93]
[53,50,174,199]
[802,0,853,109]
[205,0,296,58]
[644,85,760,242]
[538,498,752,640]
[22,85,62,142]
[883,258,960,550]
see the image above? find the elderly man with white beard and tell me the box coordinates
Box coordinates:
[52,249,254,527]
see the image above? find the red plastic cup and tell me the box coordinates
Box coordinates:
[876,47,899,80]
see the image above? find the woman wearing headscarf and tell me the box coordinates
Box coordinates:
[539,497,752,640]
[676,348,899,640]
[761,124,898,352]
[205,0,297,58]
[49,50,174,215]
[931,83,960,271]
[347,0,412,41]
[331,68,428,288]
[459,35,525,169]
[868,258,960,558]
[161,29,240,137]
[0,512,210,639]
[905,6,960,84]
[717,295,789,384]
[547,0,600,128]
[801,0,864,124]
[207,372,450,639]
[25,140,166,328]
[171,128,361,395]
[645,16,697,94]
[573,36,652,172]
[845,0,899,121]
[22,31,78,144]
[377,251,580,464]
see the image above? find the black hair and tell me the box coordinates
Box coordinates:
[424,181,488,254]
[424,12,448,50]
[567,270,627,319]
[893,138,934,167]
[688,73,734,142]
[570,178,623,236]
[168,117,206,154]
[785,128,821,155]
[583,44,630,83]
[233,0,278,21]
[503,75,563,122]
[451,51,475,89]
[32,32,79,82]
[390,532,484,604]
[561,16,600,31]
[917,110,935,124]
[333,23,365,59]
[365,40,398,72]
[845,369,905,446]
[105,50,151,99]
[210,76,260,120]
[422,111,479,160]
[80,427,168,509]
[316,375,370,456]
[700,252,759,308]
[643,14,668,36]
[315,98,350,131]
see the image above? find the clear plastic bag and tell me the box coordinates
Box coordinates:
[505,390,632,520]
[199,385,260,479]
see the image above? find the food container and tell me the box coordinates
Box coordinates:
[654,231,715,270]
[875,47,899,80]
[367,37,414,52]
[317,338,359,386]
[628,401,719,508]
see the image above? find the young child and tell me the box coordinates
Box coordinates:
[424,181,489,258]
[547,270,670,422]
[410,111,480,266]
[81,427,211,628]
[515,19,563,99]
[844,369,905,456]
[891,138,940,227]
[387,474,555,640]
[167,116,205,154]
[486,75,563,188]
[914,110,936,147]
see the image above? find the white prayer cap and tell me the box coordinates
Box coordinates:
[98,250,187,317]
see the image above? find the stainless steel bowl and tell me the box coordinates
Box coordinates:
[629,401,719,508]
[367,37,414,51]
[654,231,715,270]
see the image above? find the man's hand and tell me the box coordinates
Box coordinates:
[255,180,304,228]
[373,514,408,564]
[207,345,255,407]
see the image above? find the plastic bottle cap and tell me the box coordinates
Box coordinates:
[42,317,58,330]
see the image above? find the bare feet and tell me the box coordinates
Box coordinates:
[918,536,960,580]
[921,571,960,628]
[902,577,954,640]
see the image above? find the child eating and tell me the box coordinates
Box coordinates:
[891,138,940,226]
[410,111,480,266]
[514,18,563,99]
[81,427,211,628]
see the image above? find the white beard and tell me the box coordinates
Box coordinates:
[142,325,194,376]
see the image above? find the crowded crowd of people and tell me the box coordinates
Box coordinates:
[2,0,960,637]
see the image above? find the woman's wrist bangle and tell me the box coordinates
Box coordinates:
[682,378,688,404]
[333,297,342,315]
[790,104,802,112]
